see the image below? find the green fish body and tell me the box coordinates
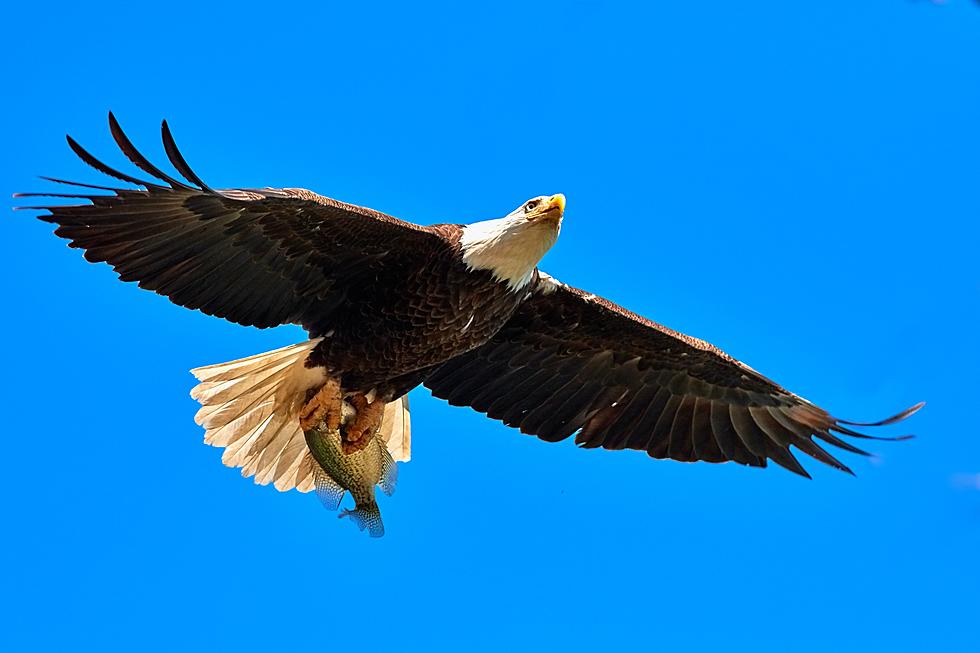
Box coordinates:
[304,424,397,537]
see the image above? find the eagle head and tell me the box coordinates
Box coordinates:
[459,194,565,290]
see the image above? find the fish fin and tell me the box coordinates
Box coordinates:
[312,465,345,511]
[378,443,398,497]
[339,503,385,538]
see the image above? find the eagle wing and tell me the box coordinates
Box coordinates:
[16,113,446,334]
[425,273,922,477]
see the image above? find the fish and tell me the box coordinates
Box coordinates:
[304,418,398,538]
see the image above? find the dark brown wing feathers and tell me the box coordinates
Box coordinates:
[16,112,444,333]
[108,112,196,191]
[160,119,215,193]
[426,277,923,476]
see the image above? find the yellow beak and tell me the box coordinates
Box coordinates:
[548,193,566,214]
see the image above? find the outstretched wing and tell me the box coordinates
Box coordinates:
[425,273,922,477]
[15,112,446,334]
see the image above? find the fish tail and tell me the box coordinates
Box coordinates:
[339,502,385,538]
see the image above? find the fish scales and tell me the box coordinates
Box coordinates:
[305,420,397,538]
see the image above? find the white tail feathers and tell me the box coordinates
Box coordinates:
[189,339,411,493]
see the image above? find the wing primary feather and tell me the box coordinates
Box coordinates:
[161,119,216,192]
[107,112,196,190]
[38,175,124,192]
[708,400,763,466]
[768,407,853,474]
[765,446,811,478]
[836,402,925,427]
[748,407,811,478]
[13,192,103,199]
[813,431,871,456]
[16,204,92,211]
[65,134,164,189]
[829,424,915,441]
[794,437,852,475]
[728,405,771,459]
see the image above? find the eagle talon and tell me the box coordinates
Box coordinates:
[299,377,343,432]
[341,392,386,453]
[342,438,371,455]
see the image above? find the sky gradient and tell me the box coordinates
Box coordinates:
[2,2,978,651]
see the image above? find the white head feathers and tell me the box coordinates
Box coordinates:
[459,194,564,290]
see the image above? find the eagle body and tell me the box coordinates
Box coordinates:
[16,114,922,513]
[305,230,532,400]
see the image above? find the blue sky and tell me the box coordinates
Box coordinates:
[2,1,978,651]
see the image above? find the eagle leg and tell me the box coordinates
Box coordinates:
[343,393,386,454]
[299,377,343,432]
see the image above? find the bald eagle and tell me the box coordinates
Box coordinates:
[17,114,921,500]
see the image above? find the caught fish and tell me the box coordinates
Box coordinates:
[305,420,397,538]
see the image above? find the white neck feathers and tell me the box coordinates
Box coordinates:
[459,216,559,290]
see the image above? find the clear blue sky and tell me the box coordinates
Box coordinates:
[2,1,977,651]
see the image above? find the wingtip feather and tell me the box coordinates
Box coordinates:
[107,111,195,191]
[160,118,215,192]
[65,132,160,189]
[838,401,925,427]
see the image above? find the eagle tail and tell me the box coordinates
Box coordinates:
[189,339,411,494]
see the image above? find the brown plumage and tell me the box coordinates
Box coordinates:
[425,277,921,477]
[16,113,922,496]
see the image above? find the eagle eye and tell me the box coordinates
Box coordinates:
[525,200,539,212]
